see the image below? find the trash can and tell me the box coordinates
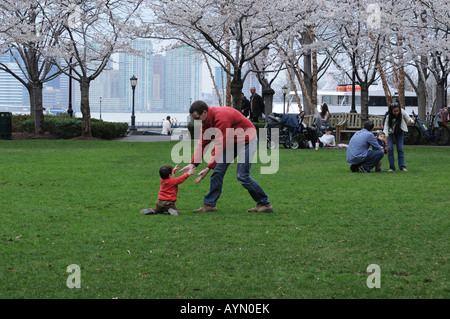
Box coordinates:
[0,112,12,140]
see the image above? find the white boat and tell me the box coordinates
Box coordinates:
[285,82,418,116]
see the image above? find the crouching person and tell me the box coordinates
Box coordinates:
[346,121,384,173]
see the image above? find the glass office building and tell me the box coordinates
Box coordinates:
[164,46,202,112]
[119,39,154,112]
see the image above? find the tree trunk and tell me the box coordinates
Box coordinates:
[262,86,274,121]
[312,51,318,108]
[303,52,314,114]
[294,64,313,115]
[417,70,427,119]
[398,69,406,109]
[230,69,243,110]
[377,62,392,106]
[225,24,232,107]
[28,82,44,134]
[80,78,92,137]
[301,29,315,114]
[397,65,406,109]
[202,52,223,106]
[370,32,392,107]
[360,84,369,123]
[226,61,232,107]
[435,79,446,114]
[285,63,302,112]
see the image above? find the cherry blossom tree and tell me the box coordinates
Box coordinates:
[374,0,448,117]
[142,0,290,110]
[411,0,449,113]
[275,0,337,114]
[327,0,386,122]
[47,0,143,137]
[0,0,65,134]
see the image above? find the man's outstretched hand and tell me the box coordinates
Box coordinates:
[179,163,195,174]
[180,164,211,183]
[194,167,211,183]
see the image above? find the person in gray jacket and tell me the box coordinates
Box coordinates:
[347,121,384,173]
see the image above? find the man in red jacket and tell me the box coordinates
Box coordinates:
[180,100,273,213]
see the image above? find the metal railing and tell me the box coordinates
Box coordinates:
[128,121,189,128]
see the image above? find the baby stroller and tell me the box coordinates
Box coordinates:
[265,113,307,149]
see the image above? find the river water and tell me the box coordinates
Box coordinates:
[89,103,288,123]
[11,103,293,124]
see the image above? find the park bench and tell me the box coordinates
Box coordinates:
[302,112,346,128]
[335,113,384,142]
[302,112,385,143]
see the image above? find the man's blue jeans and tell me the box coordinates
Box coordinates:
[204,139,270,206]
[388,131,405,170]
[360,149,384,172]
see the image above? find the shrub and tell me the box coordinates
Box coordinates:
[91,120,128,139]
[19,118,36,133]
[15,114,127,139]
[45,117,82,139]
[12,114,33,132]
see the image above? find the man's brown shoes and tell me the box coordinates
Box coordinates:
[247,203,274,213]
[193,204,218,213]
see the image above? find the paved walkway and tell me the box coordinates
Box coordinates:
[118,135,175,142]
[117,127,189,142]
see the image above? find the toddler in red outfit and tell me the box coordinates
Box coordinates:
[140,164,196,216]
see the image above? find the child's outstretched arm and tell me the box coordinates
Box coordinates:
[171,166,196,185]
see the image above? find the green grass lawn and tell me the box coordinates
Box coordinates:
[0,139,448,299]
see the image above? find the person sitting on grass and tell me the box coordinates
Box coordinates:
[140,164,196,216]
[318,127,336,147]
[346,120,384,173]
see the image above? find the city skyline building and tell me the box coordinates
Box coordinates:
[119,39,154,113]
[1,40,205,114]
[0,51,71,112]
[73,61,123,114]
[151,54,165,111]
[0,51,29,111]
[164,45,202,112]
[43,64,69,110]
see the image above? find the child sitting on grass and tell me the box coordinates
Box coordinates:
[140,164,196,216]
[318,127,336,147]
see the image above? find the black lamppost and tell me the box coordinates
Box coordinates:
[282,85,289,114]
[99,97,102,120]
[130,75,137,131]
[68,57,73,117]
[445,76,448,108]
[350,52,357,113]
